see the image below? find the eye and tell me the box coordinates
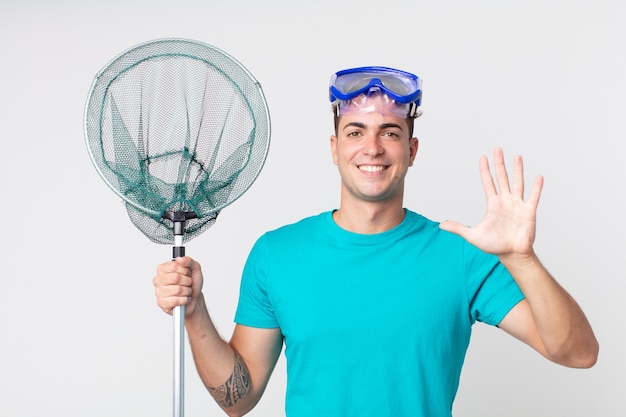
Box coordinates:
[381,130,401,140]
[346,130,363,138]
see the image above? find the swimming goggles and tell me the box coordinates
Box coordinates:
[329,66,422,118]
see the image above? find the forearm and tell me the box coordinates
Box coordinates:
[185,295,257,416]
[500,252,598,368]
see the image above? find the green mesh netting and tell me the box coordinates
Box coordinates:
[84,38,270,244]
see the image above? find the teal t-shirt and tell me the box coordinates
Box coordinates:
[235,210,524,417]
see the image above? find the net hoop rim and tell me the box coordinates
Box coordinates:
[83,37,271,219]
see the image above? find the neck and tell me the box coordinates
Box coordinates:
[332,200,406,234]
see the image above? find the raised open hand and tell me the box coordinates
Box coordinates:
[439,148,544,259]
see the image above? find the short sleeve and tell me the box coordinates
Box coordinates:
[465,242,525,326]
[234,234,280,328]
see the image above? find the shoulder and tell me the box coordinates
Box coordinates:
[403,209,462,243]
[251,211,332,247]
[265,211,330,237]
[402,210,495,264]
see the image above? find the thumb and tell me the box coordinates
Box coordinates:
[439,220,469,237]
[175,255,197,269]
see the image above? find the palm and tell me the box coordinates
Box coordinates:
[440,148,543,258]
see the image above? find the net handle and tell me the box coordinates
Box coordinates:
[163,211,198,417]
[173,305,185,417]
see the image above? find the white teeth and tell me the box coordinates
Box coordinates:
[359,165,385,173]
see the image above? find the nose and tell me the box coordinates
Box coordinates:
[362,133,384,156]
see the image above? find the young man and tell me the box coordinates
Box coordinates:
[154,66,598,417]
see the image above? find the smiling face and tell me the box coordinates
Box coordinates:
[330,99,418,209]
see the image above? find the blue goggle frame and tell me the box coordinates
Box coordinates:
[329,66,422,106]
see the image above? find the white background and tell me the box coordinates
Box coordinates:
[1,1,624,416]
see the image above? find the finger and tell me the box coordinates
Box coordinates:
[174,255,191,267]
[439,220,471,239]
[175,255,199,270]
[527,175,544,210]
[158,258,194,276]
[493,148,511,194]
[157,267,193,287]
[153,269,192,287]
[155,283,192,298]
[155,282,193,311]
[156,295,190,314]
[156,259,186,276]
[479,155,497,200]
[175,256,203,279]
[512,154,525,200]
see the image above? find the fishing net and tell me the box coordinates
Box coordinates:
[84,38,270,245]
[83,38,271,417]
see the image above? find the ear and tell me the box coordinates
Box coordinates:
[330,134,339,166]
[408,137,419,167]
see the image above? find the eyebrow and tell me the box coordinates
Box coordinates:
[342,122,405,132]
[380,123,405,131]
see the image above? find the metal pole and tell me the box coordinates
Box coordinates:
[173,304,185,417]
[163,211,197,417]
[173,231,185,417]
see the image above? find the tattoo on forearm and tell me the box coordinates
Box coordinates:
[208,350,251,408]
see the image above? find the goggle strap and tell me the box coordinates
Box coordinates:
[408,103,422,118]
